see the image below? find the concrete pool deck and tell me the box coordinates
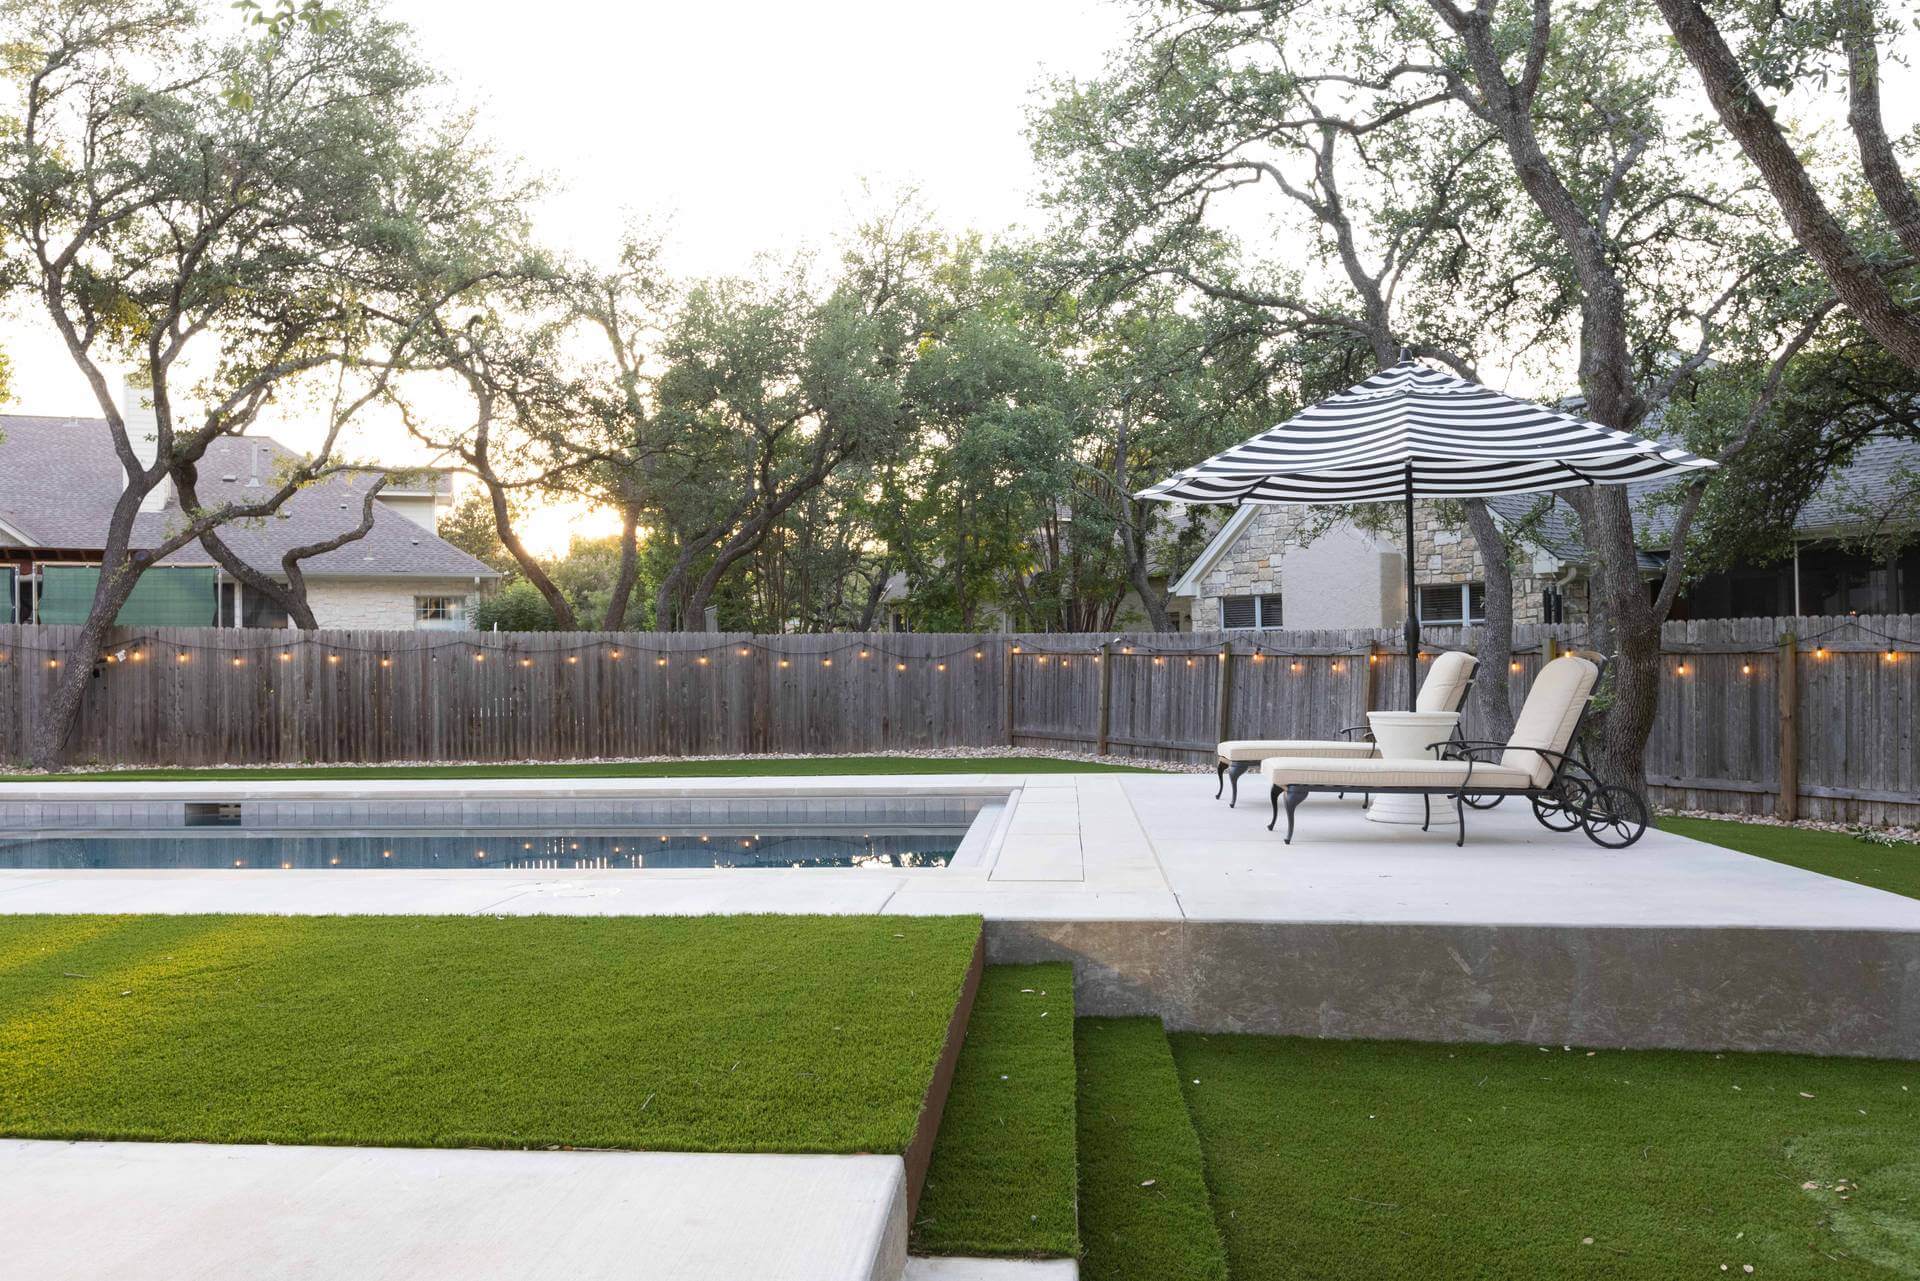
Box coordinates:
[1,770,1917,931]
[4,771,1918,1057]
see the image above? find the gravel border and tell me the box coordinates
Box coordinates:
[0,745,1209,779]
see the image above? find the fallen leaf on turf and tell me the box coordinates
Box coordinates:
[1581,1237,1594,1246]
[1800,1092,1815,1098]
[1140,1179,1156,1187]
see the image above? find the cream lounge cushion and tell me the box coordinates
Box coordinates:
[1219,739,1376,761]
[1501,655,1599,787]
[1415,649,1477,713]
[1262,756,1537,790]
[1217,649,1476,761]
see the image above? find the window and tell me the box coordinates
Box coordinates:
[1541,586,1566,625]
[1220,593,1282,629]
[0,566,14,625]
[415,595,463,629]
[1417,582,1485,624]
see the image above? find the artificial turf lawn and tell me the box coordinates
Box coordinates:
[911,964,1079,1259]
[1661,816,1920,902]
[0,913,980,1154]
[1076,1018,1228,1281]
[1171,1033,1920,1279]
[4,755,1154,783]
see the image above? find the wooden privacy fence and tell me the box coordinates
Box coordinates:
[1,614,1915,823]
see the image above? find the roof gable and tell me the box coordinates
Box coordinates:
[0,415,499,579]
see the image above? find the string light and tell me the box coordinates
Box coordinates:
[1251,652,1265,663]
[231,656,244,667]
[176,653,189,664]
[521,657,534,668]
[656,656,668,667]
[822,657,832,667]
[567,656,577,664]
[1290,661,1302,673]
[936,662,946,672]
[47,658,58,669]
[474,653,485,663]
[896,661,908,671]
[327,654,340,665]
[380,657,391,667]
[1510,661,1522,672]
[1676,662,1689,676]
[1368,653,1378,666]
[973,650,983,659]
[1331,661,1343,673]
[278,651,290,662]
[1815,646,1827,659]
[609,649,621,660]
[779,658,790,668]
[697,656,709,665]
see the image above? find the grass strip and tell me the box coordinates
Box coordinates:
[4,755,1155,783]
[0,913,979,1155]
[911,963,1078,1258]
[1660,816,1920,901]
[1172,1032,1920,1280]
[1076,1018,1228,1281]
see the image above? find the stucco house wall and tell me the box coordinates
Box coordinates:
[1190,506,1402,630]
[305,578,480,631]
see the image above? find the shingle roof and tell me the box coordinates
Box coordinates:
[0,415,499,580]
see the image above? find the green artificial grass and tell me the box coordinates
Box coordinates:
[1661,816,1920,901]
[1172,1033,1920,1280]
[1076,1018,1228,1281]
[0,913,980,1154]
[912,964,1079,1258]
[2,755,1154,784]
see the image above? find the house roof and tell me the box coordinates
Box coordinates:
[0,415,499,580]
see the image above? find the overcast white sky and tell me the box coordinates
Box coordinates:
[2,0,1131,421]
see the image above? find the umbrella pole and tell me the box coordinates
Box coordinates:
[1403,466,1419,706]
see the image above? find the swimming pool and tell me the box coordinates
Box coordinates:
[0,793,1006,871]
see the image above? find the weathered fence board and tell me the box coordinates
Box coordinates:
[2,614,1916,823]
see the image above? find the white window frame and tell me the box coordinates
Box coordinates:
[414,594,464,629]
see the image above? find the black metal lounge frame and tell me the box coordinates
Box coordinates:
[1264,670,1649,849]
[1215,664,1480,808]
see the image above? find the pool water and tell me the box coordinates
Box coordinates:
[0,827,966,871]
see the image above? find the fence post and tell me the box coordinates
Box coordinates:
[1363,640,1382,718]
[1544,635,1561,664]
[1095,640,1113,755]
[1777,630,1799,822]
[1003,638,1017,747]
[1215,638,1234,746]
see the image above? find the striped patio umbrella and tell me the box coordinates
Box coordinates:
[1137,356,1716,701]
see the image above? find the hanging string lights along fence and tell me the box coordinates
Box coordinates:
[7,622,1909,677]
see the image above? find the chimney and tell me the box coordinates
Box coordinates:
[121,376,171,513]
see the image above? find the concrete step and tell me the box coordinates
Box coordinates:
[1073,1017,1229,1281]
[0,1140,909,1281]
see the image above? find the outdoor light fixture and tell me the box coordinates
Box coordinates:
[1252,653,1265,663]
[474,653,485,663]
[609,649,621,659]
[697,656,709,665]
[1815,646,1827,659]
[937,663,946,671]
[177,653,189,663]
[380,658,391,668]
[278,652,290,662]
[1741,663,1752,675]
[327,654,339,664]
[231,657,244,667]
[656,657,668,666]
[1510,661,1522,672]
[896,662,907,671]
[1676,663,1689,676]
[779,658,790,668]
[822,658,832,667]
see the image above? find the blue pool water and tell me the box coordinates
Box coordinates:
[0,827,965,871]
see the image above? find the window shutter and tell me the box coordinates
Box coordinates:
[1221,596,1256,628]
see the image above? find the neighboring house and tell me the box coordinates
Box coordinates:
[0,387,500,630]
[1172,433,1920,631]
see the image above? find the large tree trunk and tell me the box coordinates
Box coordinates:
[601,503,643,630]
[483,478,576,630]
[27,528,147,768]
[1563,486,1661,787]
[1462,498,1515,743]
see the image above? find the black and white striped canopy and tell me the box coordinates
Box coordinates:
[1136,358,1715,506]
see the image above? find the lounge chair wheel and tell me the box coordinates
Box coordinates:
[1531,779,1589,833]
[1581,785,1648,849]
[1461,793,1503,809]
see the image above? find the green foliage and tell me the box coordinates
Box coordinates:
[470,580,557,632]
[0,914,982,1154]
[912,964,1079,1258]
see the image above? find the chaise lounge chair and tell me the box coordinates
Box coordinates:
[1262,654,1649,848]
[1214,649,1478,806]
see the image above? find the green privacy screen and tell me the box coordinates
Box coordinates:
[37,565,217,626]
